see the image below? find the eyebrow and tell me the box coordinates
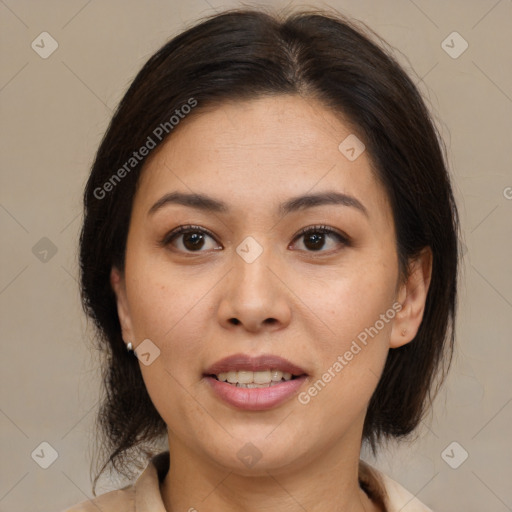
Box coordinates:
[148,190,368,218]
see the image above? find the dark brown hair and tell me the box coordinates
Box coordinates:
[79,6,459,492]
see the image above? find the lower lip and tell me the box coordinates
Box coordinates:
[204,375,307,411]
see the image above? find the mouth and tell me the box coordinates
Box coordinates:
[206,369,303,388]
[203,353,308,410]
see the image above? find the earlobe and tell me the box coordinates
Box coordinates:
[110,267,135,344]
[390,247,432,349]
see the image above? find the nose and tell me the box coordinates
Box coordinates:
[217,243,292,333]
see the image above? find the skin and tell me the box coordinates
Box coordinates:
[110,94,432,512]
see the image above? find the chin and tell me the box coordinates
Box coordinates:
[198,428,310,475]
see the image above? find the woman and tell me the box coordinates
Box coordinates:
[66,6,459,511]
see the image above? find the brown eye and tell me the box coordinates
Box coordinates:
[292,225,350,252]
[162,225,221,253]
[181,231,207,251]
[303,232,327,251]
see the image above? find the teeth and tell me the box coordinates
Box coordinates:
[236,382,281,388]
[271,370,283,382]
[226,371,237,384]
[215,369,296,385]
[254,370,271,384]
[238,370,253,384]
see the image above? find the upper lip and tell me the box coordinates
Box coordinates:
[204,353,308,376]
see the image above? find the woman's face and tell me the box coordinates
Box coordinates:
[111,95,424,475]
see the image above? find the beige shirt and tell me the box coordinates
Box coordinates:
[62,451,434,512]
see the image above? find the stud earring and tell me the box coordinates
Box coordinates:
[126,342,134,352]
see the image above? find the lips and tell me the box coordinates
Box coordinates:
[203,353,308,411]
[204,353,307,376]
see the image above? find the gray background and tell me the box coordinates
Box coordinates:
[1,0,511,511]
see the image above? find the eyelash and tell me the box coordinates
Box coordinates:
[293,225,350,251]
[159,224,350,254]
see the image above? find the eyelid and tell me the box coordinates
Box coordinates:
[160,223,351,252]
[292,224,350,245]
[159,224,219,247]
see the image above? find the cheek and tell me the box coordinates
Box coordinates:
[125,251,212,340]
[128,261,215,423]
[123,256,219,402]
[297,258,396,412]
[307,257,397,347]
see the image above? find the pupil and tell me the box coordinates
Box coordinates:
[184,233,204,250]
[305,233,324,250]
[182,231,326,251]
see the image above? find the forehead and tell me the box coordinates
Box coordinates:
[134,95,392,225]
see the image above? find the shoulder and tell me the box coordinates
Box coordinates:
[61,451,170,512]
[359,460,435,512]
[60,486,135,511]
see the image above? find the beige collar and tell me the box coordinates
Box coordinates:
[129,451,433,512]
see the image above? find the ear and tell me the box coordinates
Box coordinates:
[390,247,432,349]
[110,266,136,346]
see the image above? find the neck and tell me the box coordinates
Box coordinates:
[160,426,381,512]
